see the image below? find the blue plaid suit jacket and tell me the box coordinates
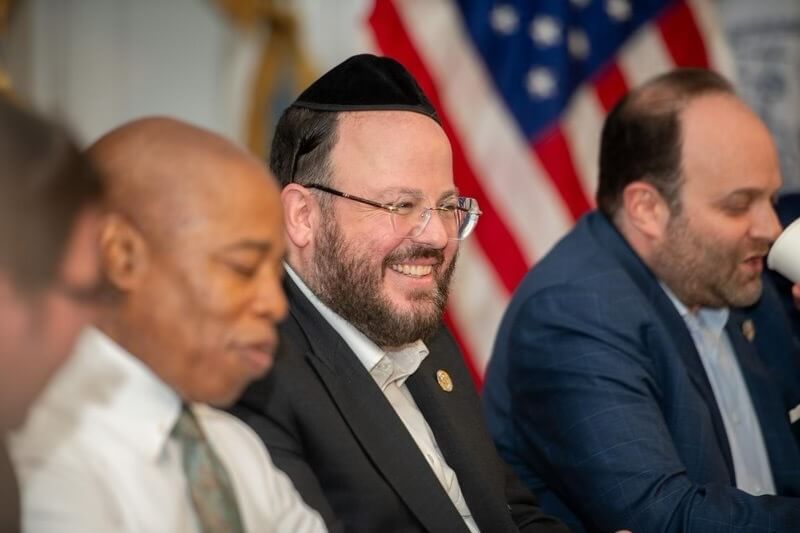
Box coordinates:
[483,211,800,532]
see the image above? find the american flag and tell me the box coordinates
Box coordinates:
[356,0,733,386]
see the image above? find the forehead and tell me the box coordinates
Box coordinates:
[679,94,781,197]
[329,111,454,196]
[168,157,284,251]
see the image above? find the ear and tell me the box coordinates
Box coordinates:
[281,184,317,249]
[620,181,671,240]
[99,214,149,292]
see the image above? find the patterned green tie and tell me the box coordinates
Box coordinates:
[171,407,246,533]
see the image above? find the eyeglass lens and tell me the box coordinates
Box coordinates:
[392,199,479,241]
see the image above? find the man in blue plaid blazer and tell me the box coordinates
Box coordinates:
[483,69,800,532]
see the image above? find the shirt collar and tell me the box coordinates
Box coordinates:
[372,341,429,390]
[660,282,729,337]
[68,327,182,462]
[285,264,429,386]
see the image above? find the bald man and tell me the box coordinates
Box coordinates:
[9,117,326,533]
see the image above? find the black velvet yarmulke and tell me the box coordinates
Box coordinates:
[291,54,439,123]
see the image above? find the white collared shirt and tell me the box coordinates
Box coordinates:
[287,265,480,532]
[662,284,776,496]
[8,327,326,533]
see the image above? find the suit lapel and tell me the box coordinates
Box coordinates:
[589,213,736,481]
[0,442,19,533]
[284,277,470,532]
[651,289,736,482]
[726,310,800,493]
[407,333,516,532]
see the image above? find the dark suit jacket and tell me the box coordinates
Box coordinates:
[483,211,800,533]
[232,276,567,533]
[0,441,20,533]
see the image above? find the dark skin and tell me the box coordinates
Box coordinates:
[88,117,287,407]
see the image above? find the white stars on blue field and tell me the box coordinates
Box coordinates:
[454,0,671,139]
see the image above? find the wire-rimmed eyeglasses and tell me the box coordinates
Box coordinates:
[307,184,481,241]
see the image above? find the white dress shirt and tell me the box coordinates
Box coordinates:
[287,266,480,533]
[8,327,326,533]
[662,285,776,496]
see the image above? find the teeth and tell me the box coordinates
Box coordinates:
[390,264,433,277]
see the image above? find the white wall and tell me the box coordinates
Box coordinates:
[6,0,258,145]
[719,0,800,191]
[4,0,374,148]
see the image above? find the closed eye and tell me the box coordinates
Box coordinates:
[225,262,259,278]
[718,190,758,215]
[722,202,751,215]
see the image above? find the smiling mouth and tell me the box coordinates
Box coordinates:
[390,264,434,277]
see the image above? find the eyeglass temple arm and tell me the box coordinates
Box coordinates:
[306,184,397,212]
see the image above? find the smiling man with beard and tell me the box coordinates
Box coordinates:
[231,54,567,533]
[306,182,457,348]
[483,69,800,532]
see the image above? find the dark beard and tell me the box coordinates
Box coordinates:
[308,216,456,347]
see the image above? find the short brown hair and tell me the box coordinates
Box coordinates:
[596,68,734,217]
[0,99,103,290]
[270,106,339,189]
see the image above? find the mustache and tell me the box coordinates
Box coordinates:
[382,246,445,268]
[751,239,773,258]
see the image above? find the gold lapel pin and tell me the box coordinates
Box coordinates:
[436,370,453,392]
[741,319,756,342]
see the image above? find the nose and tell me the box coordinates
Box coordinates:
[252,267,288,323]
[410,208,449,248]
[753,201,782,243]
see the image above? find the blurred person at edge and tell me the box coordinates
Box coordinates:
[0,98,103,533]
[9,117,326,533]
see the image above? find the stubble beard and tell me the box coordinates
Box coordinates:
[651,211,765,309]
